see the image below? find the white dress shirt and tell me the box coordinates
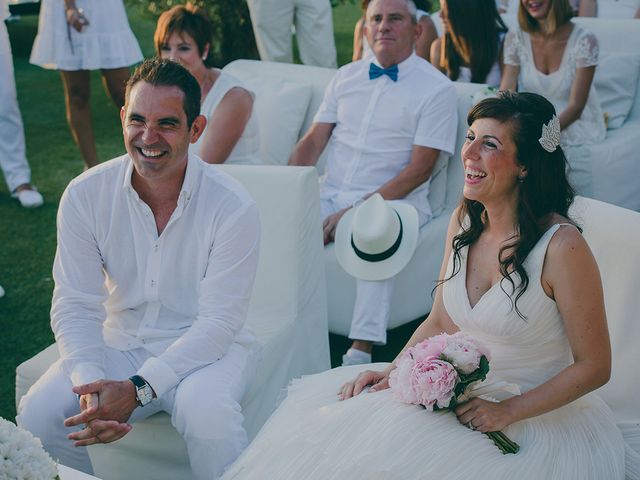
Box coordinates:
[314,53,457,221]
[51,154,260,398]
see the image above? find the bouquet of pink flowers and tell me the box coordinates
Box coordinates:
[389,332,520,454]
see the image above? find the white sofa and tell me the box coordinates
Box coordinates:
[224,59,487,335]
[15,165,330,479]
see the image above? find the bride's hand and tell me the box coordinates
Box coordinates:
[454,397,514,433]
[338,369,390,400]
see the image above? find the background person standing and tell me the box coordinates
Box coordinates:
[247,0,337,68]
[0,0,43,208]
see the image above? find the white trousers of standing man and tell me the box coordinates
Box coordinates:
[247,0,337,68]
[0,20,32,193]
[17,337,259,480]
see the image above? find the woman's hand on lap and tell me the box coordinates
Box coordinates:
[338,369,390,400]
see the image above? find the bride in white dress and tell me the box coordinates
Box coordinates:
[499,0,605,198]
[221,92,635,479]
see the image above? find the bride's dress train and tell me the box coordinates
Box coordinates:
[223,225,635,479]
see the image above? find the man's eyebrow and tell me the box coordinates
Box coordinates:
[128,112,145,121]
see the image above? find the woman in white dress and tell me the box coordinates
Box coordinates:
[430,0,507,87]
[154,4,260,165]
[30,0,142,168]
[353,0,437,61]
[221,92,635,479]
[499,0,604,195]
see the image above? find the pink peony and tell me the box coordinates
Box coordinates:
[409,334,449,362]
[390,354,420,404]
[410,359,458,410]
[391,356,458,410]
[442,332,491,374]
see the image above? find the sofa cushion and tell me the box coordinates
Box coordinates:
[242,80,313,165]
[595,52,640,130]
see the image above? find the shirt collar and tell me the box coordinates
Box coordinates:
[370,52,418,81]
[122,152,201,203]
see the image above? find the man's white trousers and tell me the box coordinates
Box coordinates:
[0,21,31,193]
[17,341,257,480]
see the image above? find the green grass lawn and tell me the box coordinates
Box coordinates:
[0,2,425,421]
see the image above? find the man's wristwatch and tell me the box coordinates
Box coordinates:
[129,375,154,407]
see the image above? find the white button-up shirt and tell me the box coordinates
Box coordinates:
[315,53,458,221]
[51,154,260,398]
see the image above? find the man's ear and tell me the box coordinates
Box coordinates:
[120,106,126,126]
[189,115,207,143]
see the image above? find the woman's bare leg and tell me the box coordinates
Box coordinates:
[60,70,99,168]
[101,67,131,108]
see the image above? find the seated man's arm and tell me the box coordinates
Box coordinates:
[376,145,441,200]
[322,145,440,244]
[51,185,109,388]
[289,122,335,166]
[136,200,261,400]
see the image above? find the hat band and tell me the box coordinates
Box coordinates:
[350,211,403,263]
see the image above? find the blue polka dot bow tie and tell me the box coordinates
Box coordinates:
[369,63,399,82]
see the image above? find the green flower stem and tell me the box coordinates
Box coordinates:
[486,431,520,454]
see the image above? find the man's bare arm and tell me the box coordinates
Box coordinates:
[376,145,441,200]
[289,122,335,166]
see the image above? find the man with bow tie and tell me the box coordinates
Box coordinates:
[289,0,457,366]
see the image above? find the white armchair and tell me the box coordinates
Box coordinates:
[569,197,640,442]
[15,165,330,479]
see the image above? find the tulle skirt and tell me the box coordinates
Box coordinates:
[30,0,142,70]
[223,364,628,480]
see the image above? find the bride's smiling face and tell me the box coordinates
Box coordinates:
[461,117,525,205]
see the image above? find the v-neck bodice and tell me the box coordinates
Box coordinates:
[442,224,574,392]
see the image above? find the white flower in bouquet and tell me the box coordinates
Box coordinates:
[442,332,491,374]
[0,417,59,480]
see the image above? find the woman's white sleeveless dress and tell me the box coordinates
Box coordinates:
[188,69,261,165]
[30,0,142,70]
[222,225,632,479]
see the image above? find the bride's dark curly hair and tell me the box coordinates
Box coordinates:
[445,91,576,318]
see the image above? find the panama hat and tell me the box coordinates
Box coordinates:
[335,194,419,281]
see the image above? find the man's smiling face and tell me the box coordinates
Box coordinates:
[121,81,197,183]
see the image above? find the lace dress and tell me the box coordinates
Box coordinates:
[503,23,606,148]
[30,0,142,70]
[189,69,261,165]
[222,225,631,480]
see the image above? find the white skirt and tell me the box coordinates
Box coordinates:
[222,364,628,480]
[30,0,142,70]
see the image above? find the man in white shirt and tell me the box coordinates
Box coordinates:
[17,59,261,479]
[290,0,457,365]
[0,0,43,208]
[247,0,337,68]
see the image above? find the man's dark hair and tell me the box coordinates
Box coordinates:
[125,58,201,128]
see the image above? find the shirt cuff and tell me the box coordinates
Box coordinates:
[70,364,105,388]
[137,356,180,399]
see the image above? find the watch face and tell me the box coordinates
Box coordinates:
[137,385,154,406]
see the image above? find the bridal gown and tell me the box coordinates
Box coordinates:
[222,224,630,479]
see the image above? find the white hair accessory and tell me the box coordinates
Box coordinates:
[538,115,561,153]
